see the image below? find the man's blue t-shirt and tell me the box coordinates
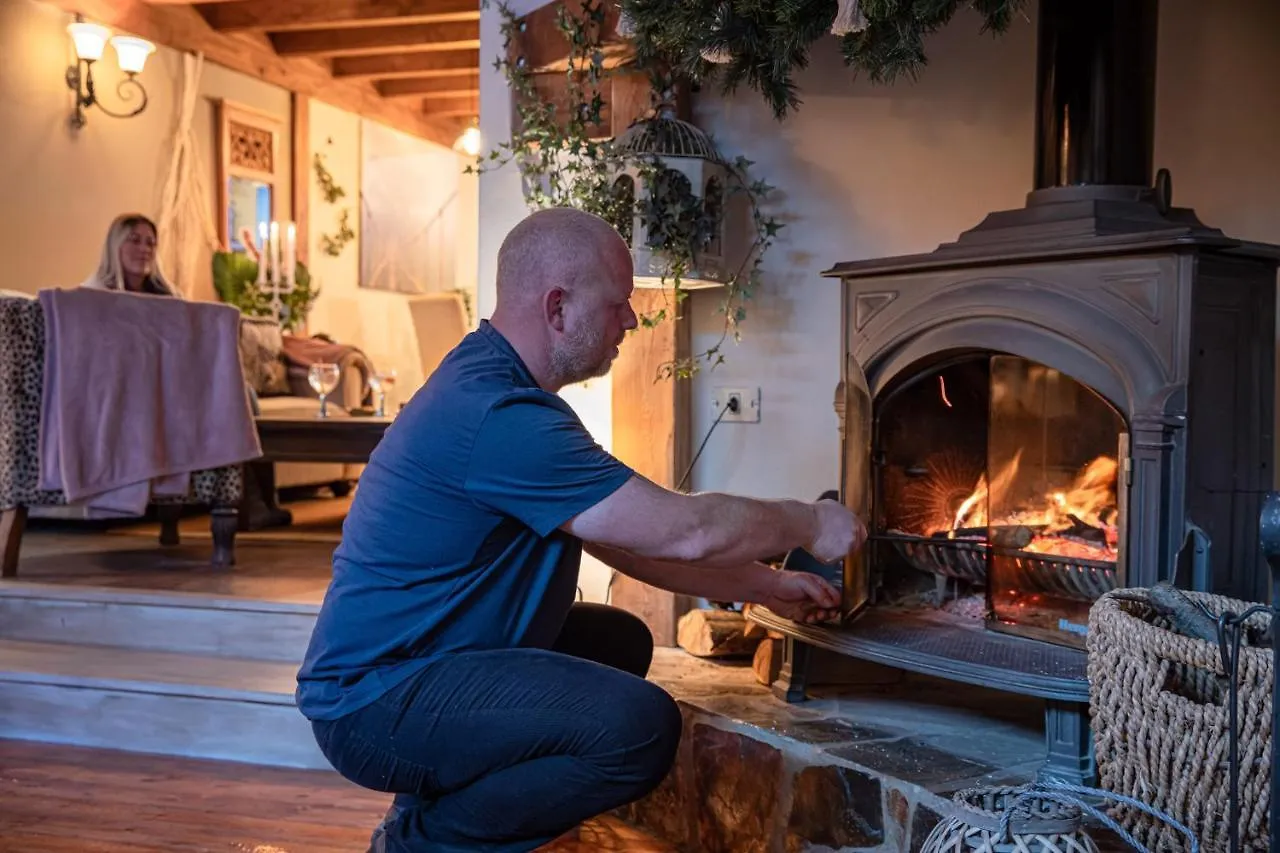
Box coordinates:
[295,320,635,721]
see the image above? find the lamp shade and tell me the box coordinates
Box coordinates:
[67,20,110,62]
[110,36,155,74]
[455,125,482,157]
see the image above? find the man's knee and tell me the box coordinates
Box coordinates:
[644,687,683,784]
[612,681,682,790]
[565,603,654,677]
[609,607,655,678]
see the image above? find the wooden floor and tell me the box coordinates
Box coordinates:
[0,740,675,852]
[14,497,348,604]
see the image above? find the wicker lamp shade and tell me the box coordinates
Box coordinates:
[921,787,1100,853]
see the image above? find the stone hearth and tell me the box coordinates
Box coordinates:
[630,648,1078,853]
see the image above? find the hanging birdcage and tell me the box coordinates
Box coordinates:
[608,100,744,289]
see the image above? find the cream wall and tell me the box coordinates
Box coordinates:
[304,98,479,401]
[681,0,1280,501]
[0,0,291,301]
[477,0,1280,600]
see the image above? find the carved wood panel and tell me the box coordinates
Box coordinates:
[228,120,274,174]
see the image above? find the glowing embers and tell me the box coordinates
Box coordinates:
[875,354,1127,647]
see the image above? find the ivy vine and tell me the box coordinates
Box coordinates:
[319,208,355,258]
[469,0,783,380]
[314,144,356,258]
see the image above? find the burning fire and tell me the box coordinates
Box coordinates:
[926,453,1119,562]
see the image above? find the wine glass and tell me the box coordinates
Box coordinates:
[368,368,398,417]
[308,363,342,418]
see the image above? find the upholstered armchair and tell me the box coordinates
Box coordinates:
[0,294,243,577]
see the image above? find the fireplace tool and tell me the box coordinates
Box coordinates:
[1225,490,1280,853]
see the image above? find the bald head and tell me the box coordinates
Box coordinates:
[489,207,638,391]
[495,207,630,310]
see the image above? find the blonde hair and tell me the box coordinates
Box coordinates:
[86,213,178,296]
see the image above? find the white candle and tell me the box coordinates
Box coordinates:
[268,221,280,282]
[255,222,268,285]
[285,222,297,285]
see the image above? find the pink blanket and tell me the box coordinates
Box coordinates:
[37,288,263,518]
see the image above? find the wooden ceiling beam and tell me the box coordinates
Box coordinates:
[330,49,478,79]
[271,20,478,57]
[46,0,459,147]
[422,94,477,118]
[198,0,479,34]
[376,73,479,98]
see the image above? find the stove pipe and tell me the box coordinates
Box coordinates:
[1033,0,1159,191]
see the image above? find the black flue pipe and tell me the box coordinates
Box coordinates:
[1033,0,1159,190]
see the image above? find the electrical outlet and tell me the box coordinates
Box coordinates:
[713,386,760,423]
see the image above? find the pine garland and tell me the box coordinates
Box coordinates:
[619,0,1028,118]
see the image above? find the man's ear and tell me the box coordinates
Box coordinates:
[545,287,568,332]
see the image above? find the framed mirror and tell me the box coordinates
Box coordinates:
[227,176,272,253]
[216,99,284,252]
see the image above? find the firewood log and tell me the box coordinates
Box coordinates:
[752,637,782,686]
[677,608,760,658]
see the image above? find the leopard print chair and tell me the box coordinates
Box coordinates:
[0,294,243,577]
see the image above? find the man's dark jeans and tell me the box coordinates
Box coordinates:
[311,603,683,853]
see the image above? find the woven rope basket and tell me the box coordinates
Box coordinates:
[1088,589,1273,852]
[921,787,1099,853]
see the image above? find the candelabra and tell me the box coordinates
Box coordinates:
[252,221,299,327]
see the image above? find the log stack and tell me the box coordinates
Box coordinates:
[676,605,801,687]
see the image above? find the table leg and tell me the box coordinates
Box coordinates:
[239,461,293,531]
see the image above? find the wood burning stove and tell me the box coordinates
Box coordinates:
[750,0,1280,785]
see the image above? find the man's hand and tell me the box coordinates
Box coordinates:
[807,499,867,564]
[760,570,843,624]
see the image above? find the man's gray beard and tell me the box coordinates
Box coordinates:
[550,327,612,387]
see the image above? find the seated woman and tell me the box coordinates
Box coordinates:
[81,213,180,297]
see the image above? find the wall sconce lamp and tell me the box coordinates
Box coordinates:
[66,15,155,129]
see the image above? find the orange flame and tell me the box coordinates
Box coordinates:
[932,453,1119,561]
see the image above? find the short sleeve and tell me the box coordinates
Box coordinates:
[464,392,635,537]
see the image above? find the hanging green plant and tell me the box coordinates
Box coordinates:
[619,0,1028,119]
[314,145,355,257]
[313,150,346,204]
[319,208,356,258]
[469,0,784,380]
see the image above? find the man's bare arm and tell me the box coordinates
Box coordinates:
[563,475,860,569]
[585,542,776,602]
[584,543,842,623]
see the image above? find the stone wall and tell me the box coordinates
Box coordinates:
[618,700,949,853]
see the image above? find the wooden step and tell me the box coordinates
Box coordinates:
[0,638,325,769]
[0,582,319,662]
